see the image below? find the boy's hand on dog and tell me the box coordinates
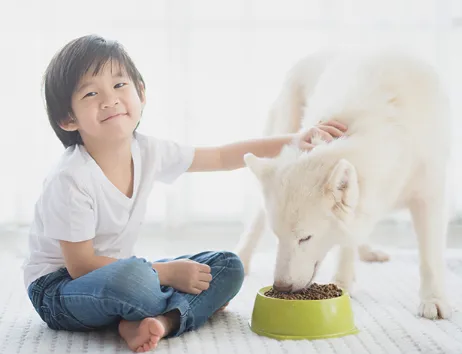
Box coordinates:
[297,120,347,150]
[156,259,212,294]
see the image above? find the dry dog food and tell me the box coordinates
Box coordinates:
[264,283,342,300]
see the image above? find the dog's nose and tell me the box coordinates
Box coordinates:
[273,282,293,293]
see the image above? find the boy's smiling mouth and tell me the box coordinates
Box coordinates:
[102,113,127,122]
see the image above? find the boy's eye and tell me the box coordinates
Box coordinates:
[83,92,97,99]
[81,83,126,99]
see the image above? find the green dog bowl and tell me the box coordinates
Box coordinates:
[249,285,359,340]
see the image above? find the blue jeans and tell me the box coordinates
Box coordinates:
[27,251,244,337]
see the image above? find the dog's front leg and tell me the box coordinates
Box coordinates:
[333,246,356,292]
[409,195,451,319]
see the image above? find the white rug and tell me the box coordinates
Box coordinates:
[2,249,462,354]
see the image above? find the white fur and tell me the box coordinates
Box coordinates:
[236,50,452,319]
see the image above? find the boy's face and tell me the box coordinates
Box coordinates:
[62,62,145,145]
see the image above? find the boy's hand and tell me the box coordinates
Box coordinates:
[155,259,212,294]
[296,120,347,150]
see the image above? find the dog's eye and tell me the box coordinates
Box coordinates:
[298,235,312,245]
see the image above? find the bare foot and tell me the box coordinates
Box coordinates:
[119,318,165,353]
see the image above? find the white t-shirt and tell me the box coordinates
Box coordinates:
[23,133,195,289]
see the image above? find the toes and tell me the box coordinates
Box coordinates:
[150,336,159,348]
[418,299,452,319]
[134,337,158,353]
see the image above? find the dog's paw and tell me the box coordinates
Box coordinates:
[359,248,390,263]
[418,298,452,319]
[334,279,352,293]
[333,273,355,293]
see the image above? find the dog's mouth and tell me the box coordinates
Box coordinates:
[275,261,322,294]
[299,261,320,292]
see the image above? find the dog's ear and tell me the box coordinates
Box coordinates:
[244,153,275,180]
[324,159,359,219]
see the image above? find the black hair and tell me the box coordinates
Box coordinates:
[43,34,145,147]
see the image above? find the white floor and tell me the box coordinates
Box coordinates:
[1,222,462,353]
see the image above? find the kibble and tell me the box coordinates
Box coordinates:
[264,283,342,300]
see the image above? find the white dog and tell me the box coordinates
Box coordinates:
[236,50,451,319]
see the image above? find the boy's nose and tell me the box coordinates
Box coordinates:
[102,101,119,109]
[101,95,120,109]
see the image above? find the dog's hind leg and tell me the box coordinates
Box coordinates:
[358,244,390,262]
[234,208,267,275]
[409,173,451,319]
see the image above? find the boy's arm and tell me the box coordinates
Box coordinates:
[60,240,171,285]
[60,240,118,279]
[187,134,298,172]
[187,121,347,172]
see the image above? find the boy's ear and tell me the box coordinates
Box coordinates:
[60,116,79,132]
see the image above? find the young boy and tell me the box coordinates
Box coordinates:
[24,34,346,353]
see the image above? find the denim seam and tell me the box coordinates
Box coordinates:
[187,252,231,309]
[58,293,160,319]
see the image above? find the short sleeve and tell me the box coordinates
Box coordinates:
[137,134,195,184]
[41,173,96,242]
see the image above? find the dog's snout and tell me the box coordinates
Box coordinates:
[273,282,293,293]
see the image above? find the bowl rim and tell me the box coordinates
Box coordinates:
[257,285,348,303]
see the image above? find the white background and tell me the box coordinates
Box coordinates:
[0,0,461,229]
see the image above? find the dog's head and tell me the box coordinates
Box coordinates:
[245,144,360,292]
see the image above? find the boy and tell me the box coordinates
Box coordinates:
[24,34,346,352]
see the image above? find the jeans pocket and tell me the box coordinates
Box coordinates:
[41,305,95,332]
